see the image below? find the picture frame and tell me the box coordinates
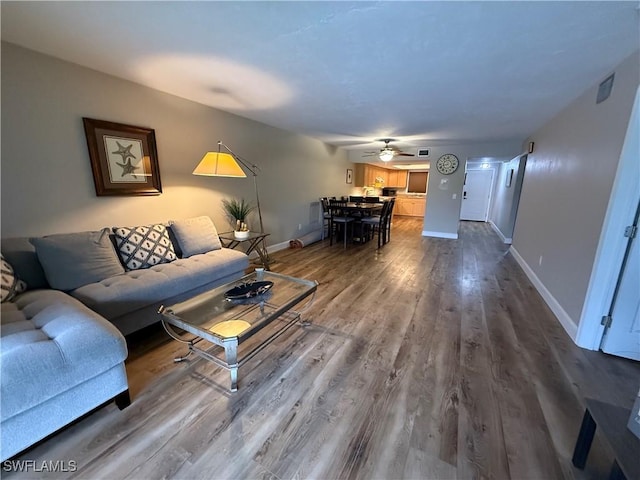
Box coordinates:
[505,168,514,188]
[83,117,162,196]
[346,168,353,184]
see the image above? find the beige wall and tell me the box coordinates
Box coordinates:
[420,142,521,238]
[512,51,639,326]
[1,42,352,244]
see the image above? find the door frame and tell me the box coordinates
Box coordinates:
[576,86,640,350]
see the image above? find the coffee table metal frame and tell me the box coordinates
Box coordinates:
[158,271,317,392]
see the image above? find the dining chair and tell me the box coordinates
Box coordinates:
[328,199,354,249]
[382,197,396,245]
[364,196,380,203]
[349,196,364,203]
[361,200,391,248]
[319,197,331,240]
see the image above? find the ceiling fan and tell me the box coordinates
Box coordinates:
[362,139,415,162]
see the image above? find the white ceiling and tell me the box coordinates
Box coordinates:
[2,1,639,161]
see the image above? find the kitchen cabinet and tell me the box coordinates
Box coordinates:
[396,171,407,188]
[354,164,366,187]
[395,196,426,217]
[372,166,389,186]
[355,164,388,187]
[355,164,405,188]
[387,170,407,188]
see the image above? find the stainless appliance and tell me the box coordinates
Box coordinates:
[382,187,398,196]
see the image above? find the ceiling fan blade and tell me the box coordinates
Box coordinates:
[361,153,376,157]
[396,153,415,157]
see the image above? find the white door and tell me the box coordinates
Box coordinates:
[600,203,640,360]
[460,169,494,221]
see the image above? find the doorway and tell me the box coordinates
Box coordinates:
[576,86,640,358]
[460,169,494,221]
[599,201,639,360]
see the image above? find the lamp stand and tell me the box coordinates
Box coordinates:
[218,142,271,266]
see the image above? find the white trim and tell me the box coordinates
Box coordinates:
[576,86,640,350]
[509,246,578,340]
[246,239,290,260]
[267,240,290,254]
[489,220,512,244]
[422,230,458,239]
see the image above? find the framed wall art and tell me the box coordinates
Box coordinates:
[346,168,353,184]
[83,118,162,196]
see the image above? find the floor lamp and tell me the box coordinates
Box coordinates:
[192,141,270,261]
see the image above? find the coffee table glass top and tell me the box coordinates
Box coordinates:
[161,271,317,345]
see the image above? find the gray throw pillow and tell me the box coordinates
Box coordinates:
[32,228,125,291]
[170,216,222,257]
[1,237,49,289]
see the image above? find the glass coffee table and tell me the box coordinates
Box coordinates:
[158,270,317,392]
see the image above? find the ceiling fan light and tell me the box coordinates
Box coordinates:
[379,150,394,162]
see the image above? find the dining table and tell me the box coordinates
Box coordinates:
[341,202,384,214]
[338,202,384,244]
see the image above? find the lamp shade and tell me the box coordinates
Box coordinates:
[192,152,247,177]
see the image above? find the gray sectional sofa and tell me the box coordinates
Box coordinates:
[1,216,250,460]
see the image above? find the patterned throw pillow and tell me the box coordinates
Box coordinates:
[1,254,27,302]
[112,224,177,271]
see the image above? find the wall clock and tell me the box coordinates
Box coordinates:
[436,154,459,175]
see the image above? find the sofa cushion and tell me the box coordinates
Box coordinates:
[113,224,177,270]
[0,237,49,289]
[1,255,27,303]
[70,248,249,320]
[170,216,222,257]
[0,290,128,421]
[31,229,125,291]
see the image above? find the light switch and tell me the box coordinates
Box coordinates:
[452,193,457,199]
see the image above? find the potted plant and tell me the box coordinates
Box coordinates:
[222,198,256,239]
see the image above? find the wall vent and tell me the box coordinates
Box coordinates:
[597,73,615,104]
[418,149,430,157]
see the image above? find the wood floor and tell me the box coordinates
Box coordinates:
[9,218,640,479]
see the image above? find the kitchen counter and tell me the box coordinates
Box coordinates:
[397,193,426,198]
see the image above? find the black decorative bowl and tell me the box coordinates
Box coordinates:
[224,281,274,300]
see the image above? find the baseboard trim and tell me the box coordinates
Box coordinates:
[509,246,578,341]
[489,220,512,244]
[247,240,290,260]
[267,240,290,254]
[422,230,458,239]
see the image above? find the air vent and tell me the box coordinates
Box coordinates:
[418,149,430,157]
[597,73,615,104]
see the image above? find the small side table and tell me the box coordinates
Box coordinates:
[219,231,271,270]
[572,398,640,480]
